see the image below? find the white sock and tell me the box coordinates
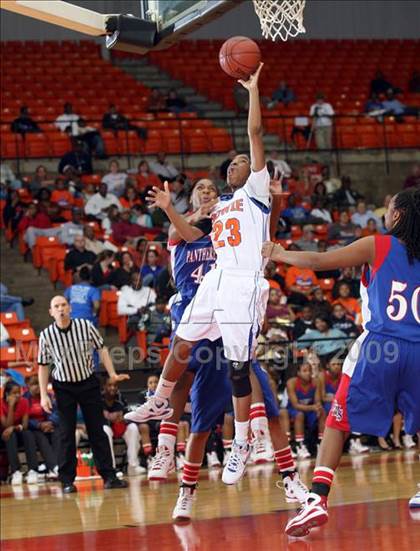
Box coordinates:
[234,420,250,444]
[155,378,176,402]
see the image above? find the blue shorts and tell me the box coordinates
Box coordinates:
[252,361,280,419]
[189,338,232,433]
[287,406,318,428]
[327,331,420,436]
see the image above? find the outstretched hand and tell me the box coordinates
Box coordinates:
[189,199,218,224]
[110,373,130,384]
[146,181,172,211]
[238,62,264,91]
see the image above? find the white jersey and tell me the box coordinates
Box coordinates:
[210,166,271,272]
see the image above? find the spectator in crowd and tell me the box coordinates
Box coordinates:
[281,194,308,224]
[381,88,411,120]
[361,218,379,237]
[2,189,26,232]
[328,210,357,244]
[117,272,156,332]
[333,176,363,207]
[61,165,82,195]
[58,140,93,175]
[266,288,294,322]
[285,248,319,307]
[55,102,80,134]
[102,378,145,476]
[144,297,171,345]
[267,81,296,109]
[64,266,100,324]
[119,184,142,210]
[18,202,64,249]
[83,224,118,255]
[23,375,58,479]
[297,314,348,366]
[370,71,396,96]
[85,183,121,221]
[219,149,238,181]
[310,198,332,223]
[102,104,147,140]
[102,204,120,233]
[111,209,145,247]
[106,251,136,289]
[60,207,84,246]
[170,175,189,214]
[82,182,96,204]
[150,152,179,183]
[309,93,335,150]
[351,200,380,228]
[332,282,361,324]
[267,150,292,180]
[64,235,97,273]
[72,118,106,158]
[133,204,154,229]
[147,88,166,113]
[264,261,285,289]
[1,381,39,485]
[332,267,360,299]
[296,224,318,251]
[292,305,314,340]
[1,162,22,191]
[140,249,163,287]
[11,106,40,134]
[233,82,249,112]
[0,283,33,321]
[165,88,189,113]
[101,160,127,197]
[91,250,116,288]
[320,165,341,194]
[330,303,359,338]
[408,70,420,93]
[309,287,332,318]
[51,178,74,208]
[373,194,392,224]
[364,92,386,117]
[403,164,420,189]
[134,160,162,193]
[311,181,328,203]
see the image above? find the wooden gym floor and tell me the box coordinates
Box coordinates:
[1,451,419,550]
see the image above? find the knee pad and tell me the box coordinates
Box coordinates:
[228,360,251,398]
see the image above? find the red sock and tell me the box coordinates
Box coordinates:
[250,402,268,436]
[182,460,201,486]
[295,434,304,443]
[312,466,335,498]
[143,443,152,456]
[158,421,178,450]
[176,441,186,454]
[274,446,296,473]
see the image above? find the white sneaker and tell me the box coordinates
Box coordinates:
[26,470,39,485]
[222,440,251,485]
[46,466,59,480]
[409,484,420,508]
[282,472,310,504]
[403,434,416,449]
[11,470,23,486]
[251,434,273,464]
[127,465,146,476]
[296,443,311,460]
[124,397,174,423]
[206,451,221,468]
[176,453,185,471]
[223,449,231,466]
[172,485,196,521]
[116,470,124,479]
[148,445,175,481]
[349,438,369,455]
[285,492,329,537]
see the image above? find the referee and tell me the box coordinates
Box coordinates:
[38,295,129,493]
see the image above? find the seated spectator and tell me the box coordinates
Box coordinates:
[292,304,315,339]
[102,204,120,234]
[170,175,189,214]
[85,183,122,221]
[143,297,171,345]
[267,80,295,109]
[64,266,100,324]
[351,200,380,228]
[82,182,96,204]
[91,250,116,288]
[297,313,348,365]
[373,194,392,226]
[11,106,40,134]
[310,198,332,223]
[266,288,294,322]
[370,71,397,96]
[62,165,82,196]
[55,102,80,134]
[120,184,142,210]
[102,160,127,197]
[102,104,147,140]
[0,283,33,321]
[311,181,328,204]
[330,303,359,337]
[23,375,58,479]
[1,381,39,485]
[112,209,145,247]
[295,224,318,251]
[150,152,179,183]
[403,164,420,190]
[0,162,22,191]
[102,378,145,476]
[219,149,237,181]
[382,88,417,119]
[140,249,163,287]
[332,282,361,324]
[106,251,137,289]
[264,261,285,289]
[320,358,342,414]
[117,272,156,331]
[333,176,363,208]
[309,287,332,317]
[2,189,26,232]
[361,218,379,236]
[408,70,420,93]
[364,92,386,116]
[60,208,84,246]
[134,160,162,193]
[83,224,118,255]
[320,165,341,194]
[73,118,106,158]
[133,204,154,229]
[64,235,97,273]
[285,249,319,307]
[281,194,308,224]
[332,267,360,299]
[58,139,93,175]
[18,202,65,250]
[328,210,356,244]
[165,88,188,113]
[51,178,74,209]
[147,88,166,113]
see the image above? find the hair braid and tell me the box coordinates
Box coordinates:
[389,188,420,263]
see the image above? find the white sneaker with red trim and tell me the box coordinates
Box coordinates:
[124,397,174,422]
[285,492,329,537]
[282,472,309,504]
[147,445,175,481]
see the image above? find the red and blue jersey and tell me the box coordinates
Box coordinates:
[361,235,420,342]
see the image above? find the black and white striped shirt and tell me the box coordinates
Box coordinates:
[38,319,104,383]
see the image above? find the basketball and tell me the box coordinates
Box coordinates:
[219,36,262,79]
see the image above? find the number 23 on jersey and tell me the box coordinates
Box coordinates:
[212,218,242,249]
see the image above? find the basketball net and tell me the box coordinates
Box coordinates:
[252,0,306,42]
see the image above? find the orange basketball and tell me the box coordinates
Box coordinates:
[219,36,261,79]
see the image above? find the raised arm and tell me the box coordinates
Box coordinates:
[262,236,376,271]
[239,63,265,171]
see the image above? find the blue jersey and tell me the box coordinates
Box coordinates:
[361,235,420,342]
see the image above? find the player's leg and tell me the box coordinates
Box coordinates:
[391,412,403,448]
[222,411,234,465]
[123,423,144,475]
[176,420,190,470]
[249,368,273,464]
